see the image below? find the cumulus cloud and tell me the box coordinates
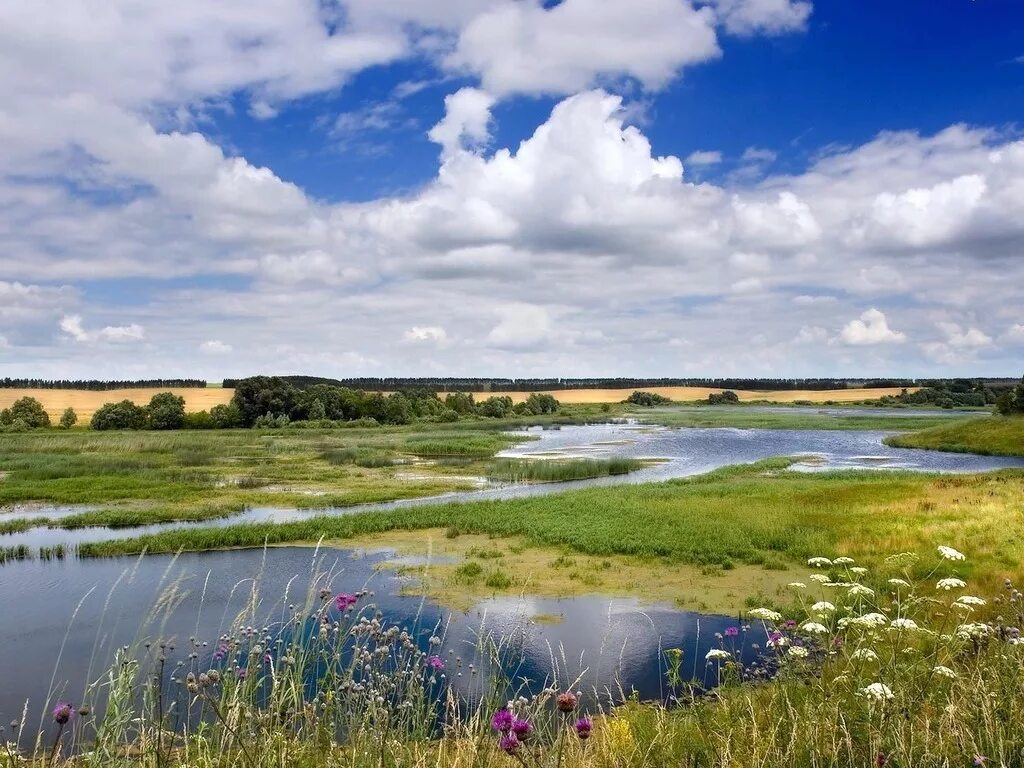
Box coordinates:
[60,315,144,344]
[712,0,813,36]
[686,150,723,166]
[839,309,906,346]
[199,340,233,355]
[428,88,496,156]
[487,304,553,349]
[446,0,721,96]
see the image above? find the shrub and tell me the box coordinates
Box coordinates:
[91,400,148,430]
[625,391,673,406]
[146,392,186,430]
[59,407,78,429]
[708,390,740,405]
[183,410,216,429]
[209,403,242,428]
[0,396,50,428]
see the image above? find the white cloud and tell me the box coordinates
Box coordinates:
[199,339,233,355]
[487,304,552,349]
[936,322,992,349]
[686,150,723,166]
[794,325,827,344]
[446,0,721,96]
[403,326,448,343]
[0,333,9,349]
[839,309,906,346]
[1002,323,1024,344]
[741,146,778,163]
[60,314,144,344]
[427,88,496,156]
[712,0,812,36]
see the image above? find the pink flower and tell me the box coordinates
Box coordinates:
[52,702,73,725]
[334,592,358,612]
[575,717,593,740]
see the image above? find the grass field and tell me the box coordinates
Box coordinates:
[78,460,1024,605]
[630,405,979,431]
[885,415,1024,456]
[0,385,920,419]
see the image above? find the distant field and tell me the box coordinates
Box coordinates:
[0,385,917,419]
[0,387,233,420]
[485,386,917,404]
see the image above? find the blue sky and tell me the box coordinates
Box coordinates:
[1,0,1023,379]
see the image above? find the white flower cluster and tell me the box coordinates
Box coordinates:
[859,682,894,701]
[851,648,879,662]
[955,622,993,640]
[705,648,731,661]
[800,622,829,635]
[788,646,809,658]
[811,601,835,614]
[937,546,966,562]
[807,557,832,568]
[748,608,782,622]
[936,577,967,591]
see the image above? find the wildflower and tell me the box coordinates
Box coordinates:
[491,709,514,733]
[859,612,888,626]
[574,717,593,740]
[334,593,358,612]
[801,622,829,635]
[767,632,789,648]
[932,665,957,679]
[974,756,989,766]
[850,566,868,575]
[936,577,967,591]
[788,646,809,658]
[499,733,521,754]
[876,753,888,766]
[889,618,919,631]
[955,595,986,606]
[724,626,739,637]
[427,655,445,671]
[888,578,911,588]
[606,719,635,752]
[787,582,806,589]
[318,587,332,601]
[748,608,782,622]
[811,601,836,614]
[851,648,879,662]
[783,619,797,629]
[848,584,874,598]
[858,682,894,702]
[807,557,832,568]
[937,546,966,562]
[236,667,248,680]
[834,556,855,565]
[809,574,830,583]
[512,718,531,738]
[705,648,731,661]
[956,622,993,640]
[52,702,73,725]
[556,692,578,713]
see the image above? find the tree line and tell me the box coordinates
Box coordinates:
[0,378,207,390]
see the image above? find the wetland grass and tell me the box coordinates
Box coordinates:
[487,457,646,482]
[885,415,1024,456]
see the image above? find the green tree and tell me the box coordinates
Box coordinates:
[306,398,327,421]
[231,376,298,427]
[6,396,50,428]
[444,392,476,415]
[209,403,242,428]
[146,392,186,430]
[91,400,148,430]
[524,392,560,415]
[477,395,514,418]
[59,407,78,429]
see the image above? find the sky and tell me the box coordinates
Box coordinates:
[1,0,1023,381]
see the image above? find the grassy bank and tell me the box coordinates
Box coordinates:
[7,544,1022,768]
[487,457,646,482]
[885,416,1024,456]
[633,405,983,431]
[79,461,1024,597]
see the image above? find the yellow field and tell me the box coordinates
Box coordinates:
[0,387,234,420]
[0,385,915,420]
[465,386,915,404]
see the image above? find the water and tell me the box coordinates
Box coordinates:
[1,420,1020,727]
[0,546,764,728]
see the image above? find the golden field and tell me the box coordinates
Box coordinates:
[0,385,916,419]
[0,387,234,420]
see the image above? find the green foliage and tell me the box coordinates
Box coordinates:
[231,375,298,426]
[444,392,476,415]
[994,377,1024,415]
[707,390,740,405]
[520,392,560,415]
[489,457,645,482]
[59,407,78,429]
[146,391,186,429]
[886,416,1024,457]
[209,402,242,428]
[476,395,515,418]
[90,399,148,430]
[625,391,674,406]
[183,410,216,429]
[0,396,50,428]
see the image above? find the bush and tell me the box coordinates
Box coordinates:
[708,390,740,405]
[146,392,186,430]
[625,391,673,406]
[59,407,78,429]
[91,400,148,430]
[209,403,242,428]
[0,396,50,428]
[183,410,216,429]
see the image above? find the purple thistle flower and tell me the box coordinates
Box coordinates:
[575,717,593,740]
[974,757,989,766]
[237,667,248,680]
[724,626,739,638]
[334,592,358,612]
[784,619,797,629]
[499,733,520,754]
[427,655,445,671]
[491,708,514,733]
[876,753,888,767]
[52,702,73,725]
[512,718,532,738]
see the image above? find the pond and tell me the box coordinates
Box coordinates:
[0,546,765,732]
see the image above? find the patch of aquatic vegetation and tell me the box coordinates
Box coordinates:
[487,457,646,482]
[886,416,1024,457]
[6,545,1024,768]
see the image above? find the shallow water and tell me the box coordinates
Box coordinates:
[0,546,764,729]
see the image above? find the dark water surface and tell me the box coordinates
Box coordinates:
[0,546,763,730]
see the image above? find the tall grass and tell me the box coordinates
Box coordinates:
[5,545,1023,767]
[488,458,645,482]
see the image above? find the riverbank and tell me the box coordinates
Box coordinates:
[885,416,1024,456]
